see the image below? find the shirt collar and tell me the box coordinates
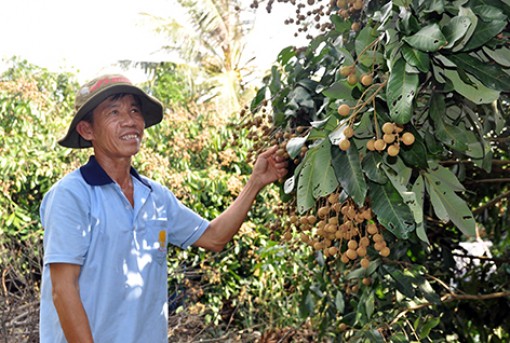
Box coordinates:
[80,156,151,189]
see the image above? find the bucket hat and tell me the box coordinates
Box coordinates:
[59,74,163,148]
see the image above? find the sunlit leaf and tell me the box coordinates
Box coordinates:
[443,68,500,104]
[424,171,476,236]
[403,24,447,52]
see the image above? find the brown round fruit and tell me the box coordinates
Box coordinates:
[383,133,396,144]
[337,104,351,116]
[346,248,358,260]
[387,144,400,157]
[382,122,394,134]
[339,138,351,151]
[360,258,370,268]
[347,73,358,85]
[366,139,376,151]
[380,246,391,257]
[343,126,354,138]
[402,132,415,145]
[356,246,367,257]
[339,65,352,76]
[360,73,373,86]
[347,239,358,250]
[374,139,387,151]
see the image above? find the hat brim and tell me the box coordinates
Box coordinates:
[58,83,163,149]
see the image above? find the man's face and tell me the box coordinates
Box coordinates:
[83,94,145,159]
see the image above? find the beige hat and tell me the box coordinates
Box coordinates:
[59,74,163,148]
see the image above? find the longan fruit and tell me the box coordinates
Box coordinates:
[356,246,367,257]
[343,126,354,138]
[387,144,400,157]
[347,239,358,250]
[339,65,352,76]
[346,248,358,260]
[341,253,350,264]
[380,246,390,257]
[360,73,373,86]
[351,22,361,31]
[366,139,376,151]
[300,233,310,243]
[362,277,371,286]
[352,0,364,10]
[374,139,387,151]
[383,133,396,144]
[283,231,292,241]
[339,138,351,151]
[373,233,384,243]
[337,104,351,116]
[307,215,317,225]
[402,132,415,145]
[366,223,378,235]
[359,236,370,247]
[328,192,339,204]
[360,258,370,268]
[347,73,358,85]
[382,122,394,134]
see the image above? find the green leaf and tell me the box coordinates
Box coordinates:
[442,16,472,49]
[297,155,316,214]
[452,7,478,52]
[383,265,416,298]
[335,291,345,313]
[296,141,339,213]
[483,46,510,67]
[387,58,419,124]
[401,44,430,72]
[448,53,510,92]
[277,46,296,65]
[399,133,429,169]
[419,316,441,339]
[355,26,379,67]
[250,86,266,112]
[427,162,466,192]
[362,151,388,184]
[368,181,416,239]
[331,140,368,206]
[365,291,375,319]
[403,24,447,52]
[412,175,429,244]
[269,66,281,94]
[461,19,506,51]
[424,171,476,236]
[442,68,500,104]
[286,135,309,159]
[312,140,339,199]
[381,164,423,228]
[322,80,355,100]
[473,4,507,22]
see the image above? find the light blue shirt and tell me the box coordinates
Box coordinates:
[39,156,209,343]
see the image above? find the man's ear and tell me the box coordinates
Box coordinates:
[76,121,94,141]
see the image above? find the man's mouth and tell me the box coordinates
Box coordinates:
[120,134,140,141]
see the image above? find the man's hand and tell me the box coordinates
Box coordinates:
[251,145,289,189]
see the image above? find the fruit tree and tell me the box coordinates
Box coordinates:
[246,0,510,341]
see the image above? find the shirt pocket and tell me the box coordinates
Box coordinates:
[144,219,168,265]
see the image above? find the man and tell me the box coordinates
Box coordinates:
[39,74,288,343]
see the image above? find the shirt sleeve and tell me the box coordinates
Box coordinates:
[40,178,92,266]
[163,188,210,249]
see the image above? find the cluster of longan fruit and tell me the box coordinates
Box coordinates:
[366,122,415,156]
[286,192,390,269]
[248,0,365,40]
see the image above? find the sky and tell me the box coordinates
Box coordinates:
[0,0,307,83]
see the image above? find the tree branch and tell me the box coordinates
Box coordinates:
[389,291,510,326]
[473,190,510,214]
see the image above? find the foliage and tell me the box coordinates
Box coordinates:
[144,0,257,117]
[0,59,308,340]
[248,0,510,341]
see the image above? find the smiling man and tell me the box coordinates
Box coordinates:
[39,74,288,343]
